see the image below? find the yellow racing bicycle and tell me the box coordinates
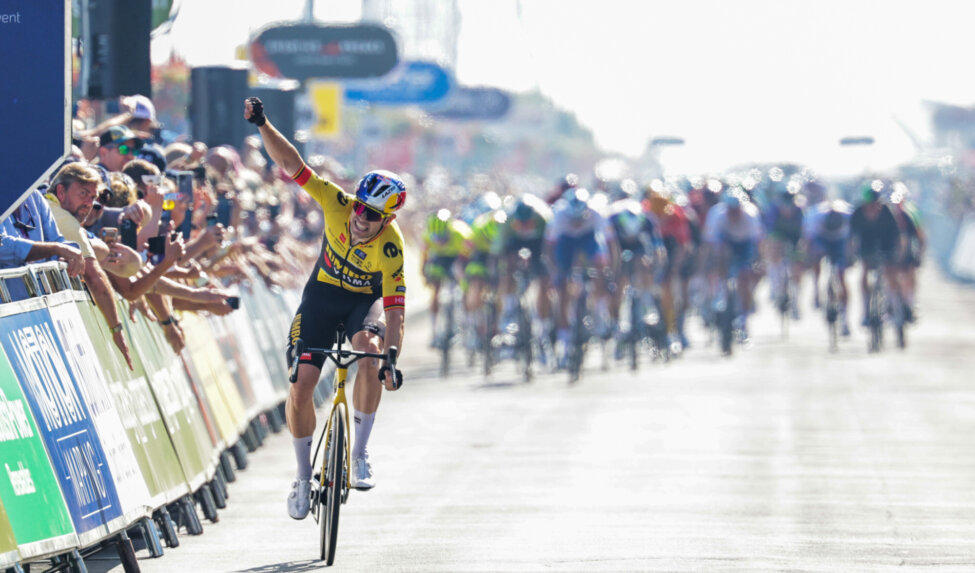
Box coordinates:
[289,325,399,566]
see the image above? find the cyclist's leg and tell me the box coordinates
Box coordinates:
[285,297,337,517]
[347,297,387,488]
[589,233,613,337]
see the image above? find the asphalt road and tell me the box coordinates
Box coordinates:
[88,264,975,572]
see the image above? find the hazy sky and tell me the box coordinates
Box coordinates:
[154,0,975,175]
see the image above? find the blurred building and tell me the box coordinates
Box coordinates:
[361,0,461,69]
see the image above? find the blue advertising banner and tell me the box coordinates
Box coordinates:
[344,60,452,105]
[430,86,512,121]
[0,307,124,540]
[0,0,70,221]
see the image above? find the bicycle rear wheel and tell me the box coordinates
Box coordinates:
[320,408,346,565]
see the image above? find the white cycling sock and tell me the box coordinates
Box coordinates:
[293,435,313,481]
[352,409,376,460]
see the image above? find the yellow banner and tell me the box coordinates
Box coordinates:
[309,81,342,138]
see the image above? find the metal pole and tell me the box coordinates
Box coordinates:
[304,0,315,22]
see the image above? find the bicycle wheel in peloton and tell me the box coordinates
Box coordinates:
[440,290,454,377]
[717,286,735,356]
[568,290,587,383]
[516,302,533,382]
[867,284,883,353]
[627,290,640,371]
[320,408,346,565]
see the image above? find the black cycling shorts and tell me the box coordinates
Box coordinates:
[286,283,386,371]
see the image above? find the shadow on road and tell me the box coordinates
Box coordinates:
[233,559,324,572]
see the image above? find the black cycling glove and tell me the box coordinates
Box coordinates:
[378,366,403,390]
[246,97,267,127]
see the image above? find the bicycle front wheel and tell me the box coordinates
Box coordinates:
[320,408,347,565]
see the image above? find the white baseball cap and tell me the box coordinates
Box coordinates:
[128,95,157,123]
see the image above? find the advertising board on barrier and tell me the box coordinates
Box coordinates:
[0,340,76,558]
[225,299,278,410]
[241,285,289,396]
[48,295,152,520]
[124,311,216,490]
[0,500,20,568]
[77,299,188,505]
[179,312,249,438]
[208,311,259,418]
[0,305,124,545]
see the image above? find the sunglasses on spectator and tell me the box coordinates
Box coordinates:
[352,201,385,222]
[109,143,137,156]
[141,174,161,185]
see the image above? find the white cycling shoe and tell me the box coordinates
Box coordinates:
[287,479,313,519]
[351,455,375,490]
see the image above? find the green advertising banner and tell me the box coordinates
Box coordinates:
[78,299,188,505]
[0,342,76,559]
[0,499,21,569]
[124,311,216,489]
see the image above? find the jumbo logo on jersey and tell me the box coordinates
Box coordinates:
[337,192,349,206]
[319,241,380,290]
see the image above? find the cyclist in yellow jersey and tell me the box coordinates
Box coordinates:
[245,97,406,519]
[421,209,472,344]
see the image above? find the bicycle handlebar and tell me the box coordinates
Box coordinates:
[288,337,399,383]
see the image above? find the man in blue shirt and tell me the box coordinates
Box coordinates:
[0,189,85,301]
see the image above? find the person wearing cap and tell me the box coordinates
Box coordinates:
[136,143,168,173]
[98,125,142,173]
[124,94,158,134]
[44,162,135,369]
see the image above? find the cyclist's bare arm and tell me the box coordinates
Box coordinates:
[244,99,304,177]
[383,308,404,390]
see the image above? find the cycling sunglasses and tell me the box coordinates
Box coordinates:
[109,142,138,156]
[352,200,385,222]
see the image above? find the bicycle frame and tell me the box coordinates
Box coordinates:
[289,328,397,494]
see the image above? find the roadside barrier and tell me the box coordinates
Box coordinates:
[0,263,297,573]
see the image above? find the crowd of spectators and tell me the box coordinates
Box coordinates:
[0,94,334,366]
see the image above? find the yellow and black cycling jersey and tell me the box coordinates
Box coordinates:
[292,164,406,310]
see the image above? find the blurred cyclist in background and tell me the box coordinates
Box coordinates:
[889,182,924,322]
[762,182,805,320]
[849,180,904,326]
[702,187,765,340]
[421,209,472,346]
[803,198,854,335]
[645,183,693,348]
[497,194,553,338]
[546,187,614,367]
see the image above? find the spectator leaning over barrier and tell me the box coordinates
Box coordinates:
[45,162,134,369]
[0,190,85,289]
